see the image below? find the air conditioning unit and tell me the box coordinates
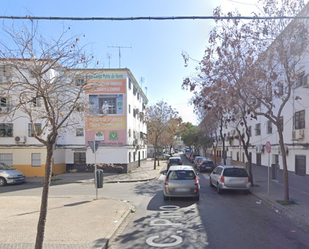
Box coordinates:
[256,145,264,154]
[292,129,305,140]
[15,136,26,144]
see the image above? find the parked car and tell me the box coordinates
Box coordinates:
[167,156,183,171]
[193,156,205,168]
[163,165,200,201]
[189,153,200,163]
[0,163,26,186]
[197,158,215,172]
[209,165,251,194]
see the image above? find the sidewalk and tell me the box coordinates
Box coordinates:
[0,159,165,249]
[250,172,309,231]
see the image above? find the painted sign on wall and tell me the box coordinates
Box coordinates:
[85,73,127,146]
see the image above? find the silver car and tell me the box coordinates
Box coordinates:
[209,165,250,194]
[163,165,200,201]
[0,163,26,186]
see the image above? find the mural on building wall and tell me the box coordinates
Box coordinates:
[85,73,127,146]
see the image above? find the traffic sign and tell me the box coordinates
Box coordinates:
[88,141,100,153]
[265,141,271,153]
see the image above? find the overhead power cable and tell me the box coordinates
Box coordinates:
[0,15,308,21]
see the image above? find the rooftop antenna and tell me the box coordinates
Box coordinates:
[106,53,111,68]
[145,86,148,97]
[108,45,132,68]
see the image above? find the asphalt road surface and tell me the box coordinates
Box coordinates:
[108,173,309,249]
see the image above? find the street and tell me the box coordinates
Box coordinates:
[1,155,309,249]
[108,173,309,249]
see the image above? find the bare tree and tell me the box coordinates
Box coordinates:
[183,0,309,203]
[0,23,94,248]
[146,101,180,169]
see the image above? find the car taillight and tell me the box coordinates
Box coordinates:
[165,177,169,185]
[195,177,199,186]
[248,177,251,183]
[220,176,224,182]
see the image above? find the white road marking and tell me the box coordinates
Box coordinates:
[201,174,210,180]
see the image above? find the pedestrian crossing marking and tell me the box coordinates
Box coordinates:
[201,174,210,180]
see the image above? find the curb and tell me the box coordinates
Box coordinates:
[251,192,309,231]
[103,202,133,249]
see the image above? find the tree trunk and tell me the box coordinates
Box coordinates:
[279,131,289,202]
[153,148,157,170]
[244,146,254,186]
[35,143,54,249]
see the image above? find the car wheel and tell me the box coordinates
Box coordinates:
[217,183,222,194]
[0,177,7,186]
[244,190,250,195]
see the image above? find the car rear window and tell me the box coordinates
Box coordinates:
[223,168,249,177]
[202,161,214,166]
[168,170,196,180]
[170,159,180,163]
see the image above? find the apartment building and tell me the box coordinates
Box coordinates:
[0,63,147,177]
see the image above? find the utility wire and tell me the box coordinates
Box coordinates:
[0,15,309,21]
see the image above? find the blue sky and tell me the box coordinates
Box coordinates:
[0,0,260,125]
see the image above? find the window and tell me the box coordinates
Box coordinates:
[296,73,305,88]
[133,85,137,96]
[248,126,252,137]
[279,116,284,132]
[0,123,13,137]
[266,121,272,134]
[31,153,41,167]
[129,104,131,113]
[75,105,84,112]
[137,92,140,100]
[295,155,306,176]
[129,79,132,89]
[128,129,131,137]
[0,97,8,113]
[294,110,305,129]
[28,123,42,137]
[255,123,261,136]
[129,152,131,163]
[75,78,85,86]
[0,153,13,166]
[133,108,136,117]
[76,128,84,137]
[32,97,41,107]
[74,152,86,164]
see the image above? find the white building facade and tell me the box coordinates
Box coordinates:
[0,65,148,176]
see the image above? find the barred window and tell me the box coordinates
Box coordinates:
[0,123,13,137]
[31,153,41,167]
[294,110,305,129]
[28,123,42,137]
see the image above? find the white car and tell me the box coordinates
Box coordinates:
[163,165,200,201]
[209,165,251,194]
[0,163,26,186]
